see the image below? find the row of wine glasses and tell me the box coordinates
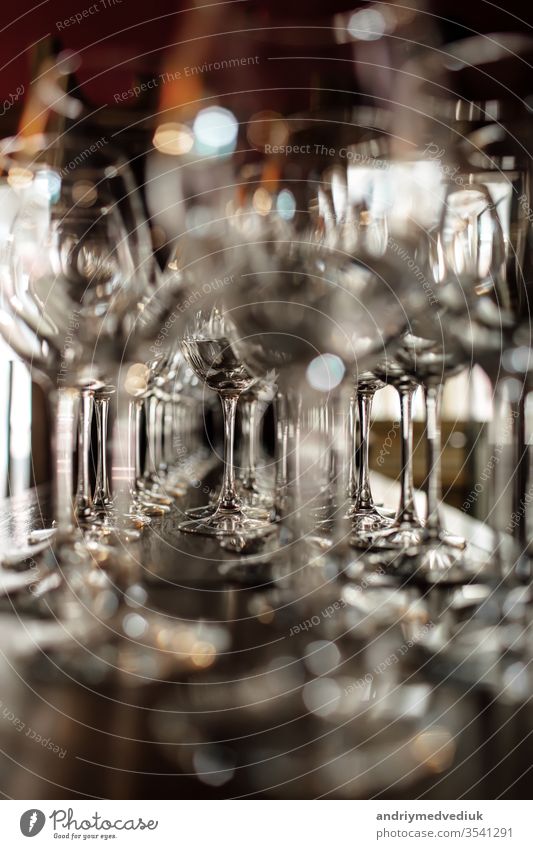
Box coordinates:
[2,26,533,805]
[0,89,530,591]
[0,133,151,567]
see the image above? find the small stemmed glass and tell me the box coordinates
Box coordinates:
[394,172,509,579]
[93,384,115,514]
[370,358,423,549]
[127,381,171,522]
[84,383,147,542]
[395,335,467,578]
[237,378,276,510]
[136,358,174,509]
[347,372,393,544]
[74,382,99,524]
[179,309,274,539]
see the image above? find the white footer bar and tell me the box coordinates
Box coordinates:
[2,800,531,847]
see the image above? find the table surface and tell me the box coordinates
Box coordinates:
[0,475,528,801]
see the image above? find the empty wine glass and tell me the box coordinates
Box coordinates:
[433,171,524,578]
[2,132,151,556]
[395,334,467,579]
[136,356,175,509]
[365,158,507,579]
[347,372,393,544]
[370,357,423,549]
[237,377,276,512]
[179,308,274,539]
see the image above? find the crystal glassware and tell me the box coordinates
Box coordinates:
[347,372,393,544]
[179,309,274,539]
[369,358,423,550]
[2,132,152,559]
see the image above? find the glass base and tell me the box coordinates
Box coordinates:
[397,536,468,583]
[186,502,274,523]
[440,530,467,550]
[134,492,171,515]
[125,508,152,528]
[370,522,424,551]
[178,508,274,539]
[239,488,276,515]
[137,479,174,506]
[158,468,192,498]
[349,508,394,548]
[86,512,142,543]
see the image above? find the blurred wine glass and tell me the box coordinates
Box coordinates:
[1,132,152,560]
[179,308,275,541]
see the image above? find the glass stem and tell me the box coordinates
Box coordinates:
[241,397,258,491]
[328,395,338,491]
[53,387,79,537]
[145,393,158,480]
[218,394,241,512]
[94,393,111,509]
[134,400,144,486]
[154,395,165,473]
[424,381,443,540]
[127,399,140,498]
[287,389,302,495]
[274,392,288,490]
[163,400,174,468]
[109,379,135,522]
[355,387,375,511]
[75,386,94,519]
[396,385,417,525]
[273,392,288,516]
[347,392,357,499]
[512,388,528,551]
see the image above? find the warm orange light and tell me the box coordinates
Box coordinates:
[153,123,194,156]
[253,187,272,216]
[7,167,33,189]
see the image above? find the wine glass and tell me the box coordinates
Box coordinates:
[347,372,393,542]
[237,377,276,512]
[369,358,423,549]
[178,308,274,539]
[226,141,446,557]
[394,332,468,579]
[1,132,152,559]
[387,185,504,579]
